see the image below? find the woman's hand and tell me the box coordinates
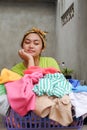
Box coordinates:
[18,49,34,67]
[18,49,32,61]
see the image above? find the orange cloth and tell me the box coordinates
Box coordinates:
[0,68,22,84]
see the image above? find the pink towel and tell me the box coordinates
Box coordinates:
[5,71,43,116]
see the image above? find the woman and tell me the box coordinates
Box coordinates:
[11,27,60,76]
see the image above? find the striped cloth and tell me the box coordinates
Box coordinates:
[33,73,72,98]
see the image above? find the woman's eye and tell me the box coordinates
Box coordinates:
[34,42,39,45]
[24,40,30,44]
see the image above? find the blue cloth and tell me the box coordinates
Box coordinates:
[69,79,87,93]
[69,79,81,88]
[72,85,87,93]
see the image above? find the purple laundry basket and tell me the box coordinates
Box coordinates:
[3,109,83,130]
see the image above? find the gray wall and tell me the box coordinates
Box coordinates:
[0,0,56,70]
[56,0,87,82]
[77,0,87,82]
[1,0,87,83]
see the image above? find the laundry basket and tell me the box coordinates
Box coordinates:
[3,109,83,130]
[0,115,5,128]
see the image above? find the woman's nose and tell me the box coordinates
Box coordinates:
[29,43,34,48]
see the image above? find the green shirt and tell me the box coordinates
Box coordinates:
[11,57,60,76]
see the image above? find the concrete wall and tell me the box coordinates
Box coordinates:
[0,0,56,70]
[77,0,87,82]
[56,0,87,82]
[1,0,87,83]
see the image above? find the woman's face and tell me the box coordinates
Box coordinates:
[22,33,43,58]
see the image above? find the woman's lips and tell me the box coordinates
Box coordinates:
[27,50,35,53]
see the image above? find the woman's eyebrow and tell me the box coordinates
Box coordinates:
[34,40,40,42]
[25,38,30,41]
[25,38,39,41]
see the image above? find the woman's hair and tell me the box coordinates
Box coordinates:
[21,27,47,49]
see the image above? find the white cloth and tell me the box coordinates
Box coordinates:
[69,92,87,118]
[0,94,9,116]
